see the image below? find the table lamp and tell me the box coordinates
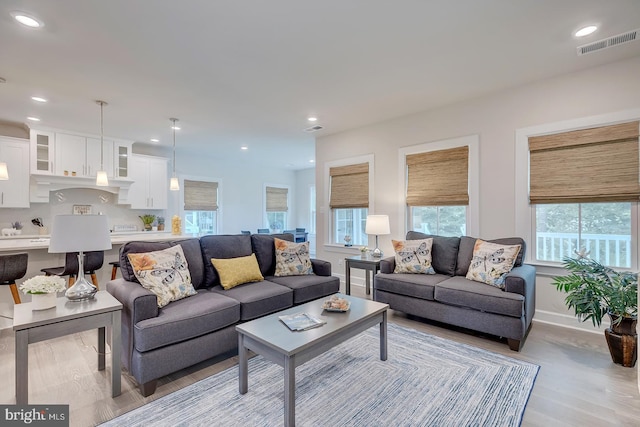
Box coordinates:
[49,214,112,301]
[365,214,390,258]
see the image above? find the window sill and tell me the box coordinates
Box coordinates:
[323,244,363,254]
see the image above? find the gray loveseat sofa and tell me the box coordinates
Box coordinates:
[373,231,535,351]
[106,233,339,396]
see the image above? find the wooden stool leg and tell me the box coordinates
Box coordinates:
[90,273,99,289]
[9,283,21,304]
[111,265,117,281]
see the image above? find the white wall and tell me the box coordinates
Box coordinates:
[316,55,640,331]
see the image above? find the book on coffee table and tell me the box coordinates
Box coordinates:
[279,312,326,331]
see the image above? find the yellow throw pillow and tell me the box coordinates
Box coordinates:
[127,245,196,308]
[465,239,521,288]
[211,254,264,290]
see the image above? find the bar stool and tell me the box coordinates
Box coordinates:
[0,253,28,304]
[41,251,104,289]
[109,261,121,280]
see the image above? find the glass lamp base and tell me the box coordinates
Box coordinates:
[372,247,383,258]
[65,277,97,302]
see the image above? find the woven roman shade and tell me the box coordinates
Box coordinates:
[406,146,469,206]
[184,180,218,211]
[529,121,640,204]
[329,163,369,208]
[266,186,288,212]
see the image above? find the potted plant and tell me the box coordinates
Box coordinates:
[553,255,638,367]
[19,275,67,310]
[139,214,156,231]
[11,221,23,235]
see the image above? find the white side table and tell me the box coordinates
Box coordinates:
[13,291,123,404]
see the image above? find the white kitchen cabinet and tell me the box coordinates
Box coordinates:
[29,129,55,174]
[55,133,86,176]
[0,138,30,207]
[129,155,168,209]
[115,144,129,178]
[86,137,115,178]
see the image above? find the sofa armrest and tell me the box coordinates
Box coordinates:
[380,257,396,274]
[311,259,332,276]
[504,264,535,297]
[106,278,159,324]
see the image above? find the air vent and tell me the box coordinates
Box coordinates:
[577,29,638,56]
[304,125,324,132]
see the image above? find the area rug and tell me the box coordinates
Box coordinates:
[102,324,539,427]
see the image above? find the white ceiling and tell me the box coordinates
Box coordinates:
[1,1,639,170]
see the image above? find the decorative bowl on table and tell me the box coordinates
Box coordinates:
[322,295,350,312]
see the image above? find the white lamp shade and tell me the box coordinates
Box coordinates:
[96,170,109,186]
[365,215,390,235]
[49,215,112,253]
[170,176,180,191]
[0,162,8,180]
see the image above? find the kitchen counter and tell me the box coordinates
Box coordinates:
[0,232,191,252]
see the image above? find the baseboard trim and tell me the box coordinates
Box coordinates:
[533,309,605,335]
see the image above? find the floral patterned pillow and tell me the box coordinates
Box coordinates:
[465,239,521,288]
[274,238,313,276]
[127,245,196,307]
[392,238,435,274]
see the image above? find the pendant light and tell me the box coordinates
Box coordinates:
[95,100,109,186]
[169,118,180,191]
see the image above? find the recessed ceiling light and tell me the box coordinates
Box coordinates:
[308,117,318,122]
[31,96,47,103]
[27,116,40,121]
[11,12,43,28]
[241,146,248,150]
[575,25,597,37]
[171,126,180,130]
[150,138,159,142]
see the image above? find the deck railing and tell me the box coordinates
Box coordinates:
[536,232,631,268]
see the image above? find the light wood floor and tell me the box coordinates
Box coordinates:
[1,287,638,427]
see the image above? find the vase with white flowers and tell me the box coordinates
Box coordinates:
[19,275,66,310]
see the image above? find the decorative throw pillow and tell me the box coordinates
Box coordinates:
[392,238,436,274]
[274,238,313,276]
[466,239,521,288]
[210,254,264,290]
[127,245,196,308]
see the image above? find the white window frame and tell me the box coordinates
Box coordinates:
[515,108,640,270]
[179,174,222,235]
[323,154,374,250]
[398,135,480,237]
[309,185,316,234]
[263,183,290,232]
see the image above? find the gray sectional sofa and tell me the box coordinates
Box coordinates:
[373,231,535,351]
[106,233,339,396]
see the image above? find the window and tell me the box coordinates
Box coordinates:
[410,206,466,236]
[527,120,639,268]
[329,162,369,245]
[184,179,218,236]
[265,186,288,232]
[405,146,469,237]
[535,203,632,268]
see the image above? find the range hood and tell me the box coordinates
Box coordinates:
[30,174,134,204]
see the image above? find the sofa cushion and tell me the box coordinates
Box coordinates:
[392,238,435,274]
[127,245,197,308]
[211,254,264,290]
[251,233,294,277]
[405,231,460,276]
[274,238,313,276]
[374,273,450,301]
[267,274,340,304]
[456,236,526,276]
[120,241,173,283]
[465,240,521,288]
[434,276,525,318]
[133,291,240,352]
[169,238,205,289]
[200,235,254,287]
[210,280,293,321]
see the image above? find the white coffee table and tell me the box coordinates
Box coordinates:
[236,294,388,427]
[13,291,123,404]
